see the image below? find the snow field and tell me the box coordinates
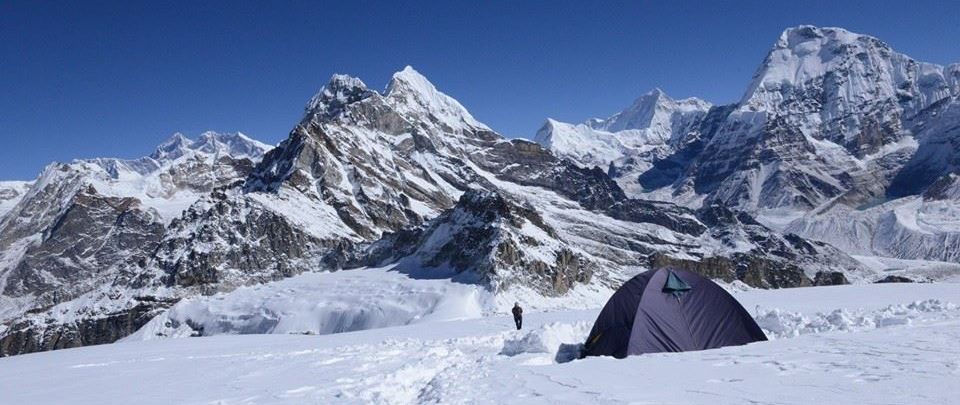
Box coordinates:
[1,274,959,405]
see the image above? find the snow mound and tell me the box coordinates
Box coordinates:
[500,321,591,363]
[756,299,958,339]
[714,279,755,293]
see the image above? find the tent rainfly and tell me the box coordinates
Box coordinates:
[583,268,767,358]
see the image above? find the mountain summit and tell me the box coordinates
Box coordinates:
[385,66,489,131]
[593,88,711,133]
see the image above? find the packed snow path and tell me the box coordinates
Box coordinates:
[1,283,958,404]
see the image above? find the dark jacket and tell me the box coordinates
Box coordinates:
[512,306,523,318]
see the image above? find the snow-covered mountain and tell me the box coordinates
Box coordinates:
[533,89,711,196]
[84,131,272,221]
[536,26,960,262]
[0,181,31,220]
[0,66,865,356]
[0,132,271,354]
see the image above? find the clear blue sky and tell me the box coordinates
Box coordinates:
[2,1,959,180]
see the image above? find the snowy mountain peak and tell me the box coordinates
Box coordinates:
[304,73,376,121]
[592,88,710,133]
[192,131,271,160]
[151,132,195,161]
[386,65,431,93]
[741,25,954,116]
[385,65,489,131]
[537,118,563,135]
[300,66,489,132]
[148,132,268,164]
[637,87,668,104]
[533,87,712,182]
[776,25,866,49]
[532,118,618,157]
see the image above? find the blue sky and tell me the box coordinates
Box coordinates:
[2,1,959,180]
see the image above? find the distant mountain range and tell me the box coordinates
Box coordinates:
[1,26,957,356]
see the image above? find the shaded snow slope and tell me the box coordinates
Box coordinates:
[787,192,960,263]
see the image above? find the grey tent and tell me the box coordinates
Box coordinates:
[583,268,767,358]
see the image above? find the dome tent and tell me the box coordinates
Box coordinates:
[583,268,767,358]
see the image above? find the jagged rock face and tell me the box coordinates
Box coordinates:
[0,299,174,357]
[0,133,271,314]
[472,139,707,235]
[0,164,89,249]
[246,68,496,240]
[742,27,955,150]
[246,124,452,239]
[689,115,857,211]
[678,24,959,213]
[0,133,272,355]
[3,186,164,301]
[0,166,166,318]
[691,205,864,284]
[674,26,958,213]
[0,184,168,357]
[153,187,354,294]
[782,97,960,263]
[353,190,596,295]
[533,26,960,265]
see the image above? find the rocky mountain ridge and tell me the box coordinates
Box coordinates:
[536,25,960,262]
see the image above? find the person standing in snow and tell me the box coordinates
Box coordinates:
[512,302,523,330]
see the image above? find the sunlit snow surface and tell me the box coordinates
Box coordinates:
[1,280,958,405]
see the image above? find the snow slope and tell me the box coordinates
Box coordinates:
[0,181,31,220]
[0,281,957,404]
[786,193,960,264]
